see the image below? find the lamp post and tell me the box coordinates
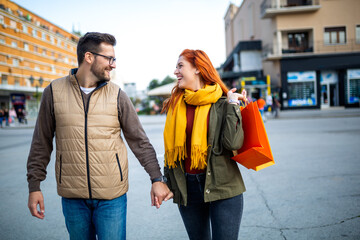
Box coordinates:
[29,75,43,116]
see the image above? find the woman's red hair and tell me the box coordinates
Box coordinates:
[162,49,229,113]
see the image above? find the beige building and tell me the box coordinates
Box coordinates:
[0,0,79,118]
[222,0,360,109]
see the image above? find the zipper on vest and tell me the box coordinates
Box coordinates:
[77,80,108,200]
[59,155,62,184]
[116,153,123,181]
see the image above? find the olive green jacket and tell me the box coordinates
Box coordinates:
[164,97,246,206]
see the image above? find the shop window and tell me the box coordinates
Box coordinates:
[287,71,317,107]
[1,75,8,85]
[347,69,360,104]
[356,25,360,44]
[324,27,346,45]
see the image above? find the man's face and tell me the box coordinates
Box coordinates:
[90,43,116,82]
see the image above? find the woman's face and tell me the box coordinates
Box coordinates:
[174,56,202,91]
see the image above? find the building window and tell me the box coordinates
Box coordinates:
[42,49,47,56]
[32,28,37,37]
[356,25,360,44]
[13,58,19,66]
[287,71,317,107]
[14,77,20,86]
[1,75,8,85]
[324,27,346,44]
[287,32,310,53]
[22,24,28,33]
[0,55,6,63]
[34,46,38,53]
[24,42,29,51]
[11,41,17,48]
[42,32,46,40]
[10,20,16,29]
[0,37,5,44]
[0,16,4,25]
[50,35,54,44]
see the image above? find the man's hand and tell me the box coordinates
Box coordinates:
[28,191,45,219]
[150,182,173,209]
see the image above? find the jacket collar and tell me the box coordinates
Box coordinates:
[68,68,108,90]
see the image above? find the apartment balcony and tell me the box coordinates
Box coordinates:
[261,0,321,18]
[263,39,360,60]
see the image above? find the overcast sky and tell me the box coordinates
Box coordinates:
[14,0,243,90]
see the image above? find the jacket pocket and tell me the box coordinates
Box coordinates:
[116,153,123,181]
[59,155,62,184]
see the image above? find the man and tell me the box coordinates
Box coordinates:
[27,32,171,239]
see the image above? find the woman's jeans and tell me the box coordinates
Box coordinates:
[62,194,127,240]
[179,173,244,240]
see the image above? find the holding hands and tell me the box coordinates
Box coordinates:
[151,182,173,209]
[227,88,247,105]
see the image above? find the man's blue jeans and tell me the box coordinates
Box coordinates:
[62,194,127,240]
[179,173,244,240]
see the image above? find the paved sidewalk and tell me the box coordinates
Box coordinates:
[3,107,359,129]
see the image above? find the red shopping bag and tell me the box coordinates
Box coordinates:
[232,101,275,171]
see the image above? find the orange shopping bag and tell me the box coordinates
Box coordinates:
[232,101,275,171]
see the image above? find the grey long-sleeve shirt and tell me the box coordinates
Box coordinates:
[27,82,162,193]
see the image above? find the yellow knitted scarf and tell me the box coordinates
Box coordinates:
[164,84,223,170]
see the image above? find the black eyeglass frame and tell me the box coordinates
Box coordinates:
[90,52,116,65]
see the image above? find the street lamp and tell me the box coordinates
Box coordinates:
[29,75,43,115]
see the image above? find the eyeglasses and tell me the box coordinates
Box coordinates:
[90,52,116,65]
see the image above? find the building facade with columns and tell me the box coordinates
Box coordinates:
[222,0,360,109]
[0,0,79,118]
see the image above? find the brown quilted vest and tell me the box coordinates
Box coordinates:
[51,73,128,200]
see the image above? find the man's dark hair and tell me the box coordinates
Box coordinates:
[77,32,116,66]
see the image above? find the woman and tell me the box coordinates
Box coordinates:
[161,49,247,240]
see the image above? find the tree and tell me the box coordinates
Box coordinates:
[148,79,160,90]
[161,75,176,85]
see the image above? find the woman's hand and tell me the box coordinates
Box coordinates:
[227,88,247,104]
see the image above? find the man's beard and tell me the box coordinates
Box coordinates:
[90,60,111,82]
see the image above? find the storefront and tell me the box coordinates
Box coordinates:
[280,53,360,109]
[346,69,360,105]
[285,71,317,108]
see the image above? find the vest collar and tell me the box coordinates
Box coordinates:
[69,68,108,90]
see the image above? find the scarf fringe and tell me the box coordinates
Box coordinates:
[190,145,208,170]
[164,146,186,169]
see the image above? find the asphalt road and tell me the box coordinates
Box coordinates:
[0,114,359,240]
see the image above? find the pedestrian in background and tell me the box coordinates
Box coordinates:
[0,109,4,128]
[17,108,24,124]
[272,94,280,118]
[4,108,9,126]
[27,32,171,240]
[161,49,247,240]
[9,107,16,125]
[257,97,266,122]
